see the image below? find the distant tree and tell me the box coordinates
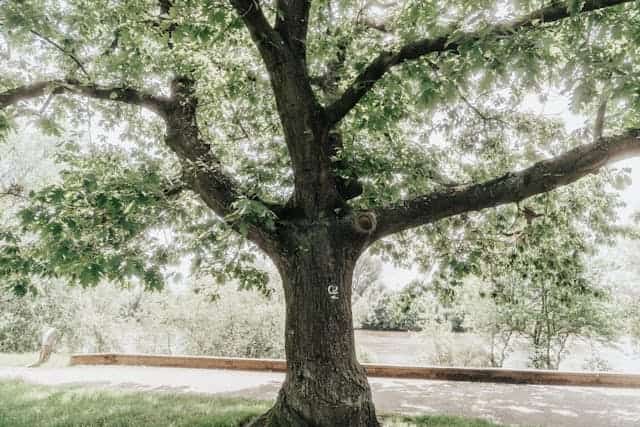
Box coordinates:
[455,278,518,368]
[2,1,640,424]
[595,238,640,349]
[352,254,383,300]
[360,280,432,331]
[442,190,621,370]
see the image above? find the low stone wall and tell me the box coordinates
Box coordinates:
[71,353,286,372]
[70,353,640,388]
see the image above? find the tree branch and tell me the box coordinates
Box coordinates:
[0,79,171,116]
[158,0,173,14]
[125,2,280,248]
[326,0,635,125]
[371,129,640,241]
[0,183,26,201]
[158,0,178,49]
[359,16,391,34]
[162,78,282,252]
[310,38,348,95]
[593,96,609,142]
[274,0,311,60]
[29,30,91,79]
[229,0,285,67]
[230,0,342,216]
[0,78,281,250]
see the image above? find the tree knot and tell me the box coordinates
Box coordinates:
[353,211,377,234]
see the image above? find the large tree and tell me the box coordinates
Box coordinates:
[2,0,640,425]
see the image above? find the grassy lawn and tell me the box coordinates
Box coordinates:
[385,416,506,427]
[0,352,69,368]
[0,380,504,427]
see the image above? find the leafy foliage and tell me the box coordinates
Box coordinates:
[0,277,285,358]
[429,187,624,369]
[1,0,639,291]
[0,133,273,294]
[0,0,639,379]
[360,281,434,332]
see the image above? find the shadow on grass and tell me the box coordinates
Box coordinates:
[0,380,505,426]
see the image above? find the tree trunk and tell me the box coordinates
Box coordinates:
[249,226,380,427]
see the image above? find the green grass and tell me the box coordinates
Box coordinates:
[0,380,505,427]
[0,380,270,427]
[0,352,69,368]
[385,415,506,427]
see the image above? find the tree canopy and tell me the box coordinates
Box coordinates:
[1,0,639,291]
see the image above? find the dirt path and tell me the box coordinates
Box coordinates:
[1,365,639,427]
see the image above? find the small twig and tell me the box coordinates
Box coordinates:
[0,183,27,200]
[593,96,608,142]
[38,93,55,115]
[454,85,510,127]
[521,205,544,225]
[163,181,187,198]
[30,29,91,79]
[424,58,508,127]
[225,90,255,143]
[100,29,121,57]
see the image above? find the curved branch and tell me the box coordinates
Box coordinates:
[1,78,282,251]
[371,129,640,241]
[0,79,171,116]
[146,2,285,249]
[326,0,635,125]
[163,78,283,252]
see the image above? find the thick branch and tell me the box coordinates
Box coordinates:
[163,78,281,252]
[326,0,635,125]
[274,0,311,60]
[0,79,171,116]
[371,129,640,241]
[229,0,284,67]
[1,78,280,250]
[230,1,341,216]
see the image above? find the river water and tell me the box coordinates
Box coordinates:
[354,329,640,372]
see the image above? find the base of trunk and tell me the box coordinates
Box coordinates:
[246,387,380,427]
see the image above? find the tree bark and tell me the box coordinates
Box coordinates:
[249,223,380,427]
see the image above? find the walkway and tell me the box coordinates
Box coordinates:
[1,365,639,427]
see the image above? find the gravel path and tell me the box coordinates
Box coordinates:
[1,365,639,427]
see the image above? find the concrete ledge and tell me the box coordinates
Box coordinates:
[70,353,640,388]
[71,353,287,372]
